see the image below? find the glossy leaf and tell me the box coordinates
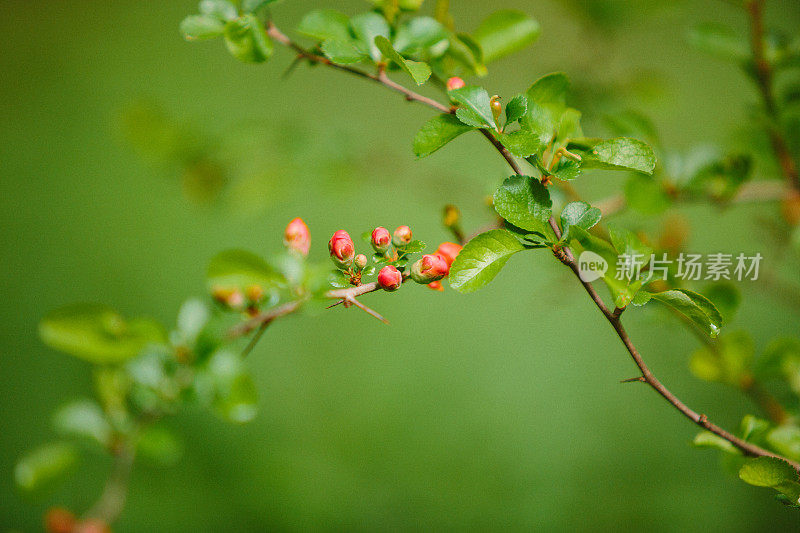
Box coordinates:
[413,114,475,158]
[224,15,273,63]
[39,304,165,364]
[350,12,390,62]
[560,201,601,241]
[577,137,656,174]
[492,175,553,237]
[375,36,431,85]
[207,249,281,291]
[15,442,79,492]
[504,94,527,124]
[473,10,540,63]
[296,9,352,42]
[52,399,112,447]
[449,229,525,293]
[180,15,225,41]
[650,289,723,338]
[739,456,798,487]
[448,86,495,128]
[496,130,543,157]
[320,39,367,64]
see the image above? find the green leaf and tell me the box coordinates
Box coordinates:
[320,39,367,64]
[570,227,635,307]
[693,431,741,454]
[174,298,211,345]
[741,415,771,443]
[241,0,278,14]
[560,201,601,241]
[703,282,741,323]
[608,225,652,264]
[650,289,723,338]
[757,338,800,384]
[492,175,553,237]
[216,373,258,423]
[393,17,448,54]
[137,426,184,466]
[296,9,352,42]
[739,456,798,487]
[180,15,225,41]
[350,12,390,62]
[496,130,543,157]
[449,229,525,293]
[767,426,800,463]
[375,36,431,85]
[473,10,540,63]
[443,33,486,77]
[519,73,570,145]
[207,249,282,292]
[413,114,475,158]
[689,23,749,62]
[448,86,495,128]
[15,442,79,492]
[39,304,165,364]
[579,137,656,174]
[552,159,580,181]
[624,173,670,215]
[199,0,238,21]
[504,94,527,124]
[689,331,753,384]
[224,15,273,63]
[52,399,112,447]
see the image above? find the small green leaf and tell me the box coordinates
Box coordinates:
[180,15,225,41]
[448,86,495,128]
[224,15,273,63]
[689,331,753,384]
[578,137,656,175]
[504,94,527,124]
[320,39,367,64]
[199,0,238,21]
[375,36,431,85]
[689,23,749,62]
[350,12,390,62]
[449,229,525,293]
[741,415,771,443]
[393,16,448,54]
[473,10,540,63]
[693,431,741,454]
[650,289,723,338]
[608,225,652,264]
[492,175,553,237]
[570,226,636,307]
[413,114,475,158]
[241,0,278,14]
[560,201,601,241]
[739,456,798,487]
[207,249,282,292]
[767,426,800,463]
[526,72,569,108]
[52,399,112,447]
[496,130,543,157]
[15,442,79,492]
[552,159,580,181]
[39,304,165,364]
[297,9,352,42]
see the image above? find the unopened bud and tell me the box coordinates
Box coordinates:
[45,508,75,533]
[392,225,412,247]
[410,254,449,284]
[446,76,465,91]
[433,242,463,272]
[354,254,368,270]
[490,95,502,126]
[246,284,264,303]
[371,226,391,254]
[378,265,403,291]
[328,230,355,268]
[284,217,310,257]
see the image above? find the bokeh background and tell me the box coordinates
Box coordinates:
[2,0,800,530]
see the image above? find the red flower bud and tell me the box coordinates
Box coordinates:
[45,508,75,533]
[378,265,403,291]
[328,230,355,268]
[392,225,412,247]
[354,254,368,270]
[446,77,465,91]
[410,254,449,284]
[284,217,310,256]
[427,280,444,292]
[433,242,463,271]
[371,226,391,254]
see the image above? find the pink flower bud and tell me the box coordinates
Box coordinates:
[284,217,310,256]
[378,265,403,291]
[328,230,355,268]
[371,226,391,254]
[446,76,465,91]
[354,254,367,270]
[433,242,463,272]
[392,225,412,248]
[410,254,449,284]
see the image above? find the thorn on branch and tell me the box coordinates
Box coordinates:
[346,296,389,324]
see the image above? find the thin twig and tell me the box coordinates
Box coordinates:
[85,443,135,524]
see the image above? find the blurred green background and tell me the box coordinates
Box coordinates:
[2,0,800,531]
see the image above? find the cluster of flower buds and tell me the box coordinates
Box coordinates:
[45,508,110,533]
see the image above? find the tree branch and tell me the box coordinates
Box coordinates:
[85,442,135,524]
[264,20,798,467]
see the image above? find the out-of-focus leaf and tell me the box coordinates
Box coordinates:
[449,229,525,293]
[39,304,165,364]
[15,442,79,492]
[767,426,800,463]
[703,282,741,323]
[241,0,278,14]
[375,36,431,85]
[473,10,540,63]
[393,17,448,54]
[137,426,184,465]
[320,39,367,64]
[624,173,669,215]
[52,399,112,447]
[689,331,753,383]
[296,9,352,42]
[350,12,390,62]
[200,0,238,21]
[180,15,226,41]
[689,23,749,62]
[693,431,741,454]
[413,114,475,158]
[207,249,282,292]
[224,15,273,63]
